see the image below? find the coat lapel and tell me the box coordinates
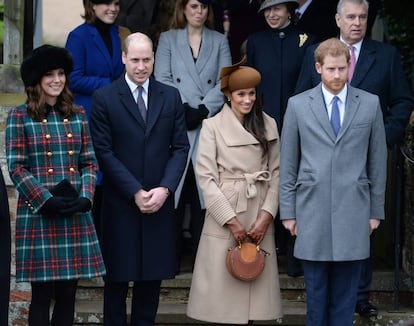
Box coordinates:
[309,85,336,141]
[176,28,203,93]
[196,28,213,73]
[350,38,375,87]
[336,86,360,141]
[218,105,260,146]
[87,24,113,70]
[146,78,163,134]
[118,78,146,129]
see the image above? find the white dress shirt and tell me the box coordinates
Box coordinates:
[322,84,348,125]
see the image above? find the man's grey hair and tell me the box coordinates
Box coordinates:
[337,0,369,15]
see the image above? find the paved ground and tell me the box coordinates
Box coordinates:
[42,0,84,46]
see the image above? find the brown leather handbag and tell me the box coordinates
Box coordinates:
[226,240,269,282]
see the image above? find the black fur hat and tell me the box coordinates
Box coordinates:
[20,44,74,88]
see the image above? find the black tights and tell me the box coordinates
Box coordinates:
[28,280,78,326]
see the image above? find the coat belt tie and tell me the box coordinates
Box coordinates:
[220,171,271,213]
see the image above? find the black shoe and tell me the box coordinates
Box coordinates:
[355,300,378,317]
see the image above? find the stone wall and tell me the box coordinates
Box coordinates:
[0,64,30,325]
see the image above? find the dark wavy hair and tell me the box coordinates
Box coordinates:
[26,76,80,121]
[170,0,214,29]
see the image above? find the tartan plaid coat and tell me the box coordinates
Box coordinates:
[6,104,106,282]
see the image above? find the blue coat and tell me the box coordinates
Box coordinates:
[65,23,125,118]
[295,37,414,146]
[246,24,315,131]
[90,77,189,281]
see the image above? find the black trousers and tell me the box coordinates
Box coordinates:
[28,280,78,326]
[104,280,161,326]
[176,163,205,271]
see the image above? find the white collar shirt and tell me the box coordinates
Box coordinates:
[340,37,363,63]
[322,84,348,125]
[124,74,149,109]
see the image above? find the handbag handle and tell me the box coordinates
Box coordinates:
[237,239,270,256]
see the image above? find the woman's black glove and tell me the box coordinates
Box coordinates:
[60,198,92,216]
[198,104,209,119]
[184,103,209,130]
[39,196,74,217]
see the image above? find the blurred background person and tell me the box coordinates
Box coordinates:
[65,0,129,239]
[154,0,231,271]
[294,0,339,43]
[66,0,128,118]
[246,0,315,277]
[216,0,267,62]
[6,45,105,326]
[187,62,282,325]
[294,0,380,41]
[116,0,159,33]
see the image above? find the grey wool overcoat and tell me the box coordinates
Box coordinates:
[279,84,387,262]
[187,105,283,323]
[154,26,231,208]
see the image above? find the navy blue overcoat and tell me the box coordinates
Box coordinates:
[90,77,189,281]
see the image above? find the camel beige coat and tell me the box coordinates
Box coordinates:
[187,105,282,324]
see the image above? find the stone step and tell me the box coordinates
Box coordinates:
[73,299,414,326]
[69,270,414,325]
[76,271,414,307]
[9,271,414,325]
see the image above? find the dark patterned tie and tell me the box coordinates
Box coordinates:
[137,86,147,123]
[330,96,340,136]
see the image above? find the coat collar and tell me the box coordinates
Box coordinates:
[350,37,376,87]
[176,27,213,92]
[216,104,278,147]
[118,77,164,133]
[308,83,361,142]
[85,23,120,73]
